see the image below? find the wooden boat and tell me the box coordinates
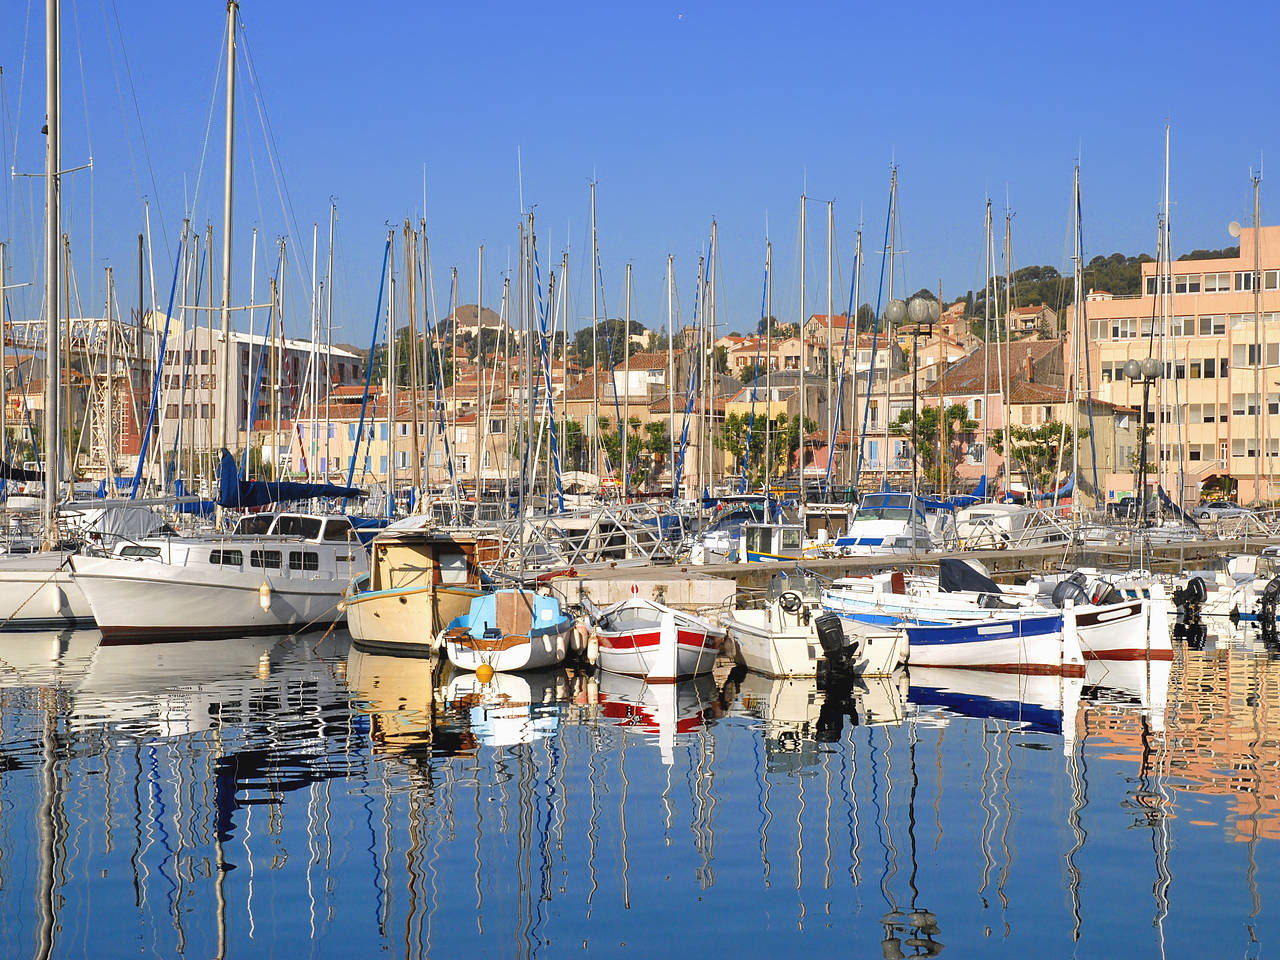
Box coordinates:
[440,589,573,673]
[903,610,1085,677]
[587,596,724,681]
[344,521,498,653]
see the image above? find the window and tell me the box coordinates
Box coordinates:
[397,422,409,436]
[1145,276,1172,295]
[1221,358,1230,377]
[1021,406,1032,425]
[1199,315,1226,336]
[288,550,320,571]
[1233,439,1246,458]
[379,424,388,441]
[379,456,388,473]
[250,549,282,569]
[200,349,209,364]
[1233,394,1249,416]
[348,424,357,441]
[1187,445,1201,462]
[1169,316,1191,337]
[972,398,982,419]
[165,403,178,418]
[1089,318,1107,341]
[968,442,984,465]
[433,451,443,467]
[1175,274,1201,294]
[1189,361,1201,379]
[1203,273,1231,293]
[1234,271,1255,291]
[1111,318,1137,339]
[120,545,161,559]
[439,553,469,585]
[209,550,243,566]
[1266,270,1280,291]
[1270,344,1280,366]
[489,419,505,434]
[273,515,324,539]
[1270,394,1280,416]
[322,518,354,542]
[396,450,410,468]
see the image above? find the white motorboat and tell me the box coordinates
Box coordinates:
[723,572,906,677]
[69,512,368,643]
[903,609,1085,676]
[587,595,725,681]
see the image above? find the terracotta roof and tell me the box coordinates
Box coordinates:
[620,351,671,371]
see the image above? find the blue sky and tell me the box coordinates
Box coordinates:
[2,0,1277,345]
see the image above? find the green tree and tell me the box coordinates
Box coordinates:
[989,419,1089,490]
[716,411,817,489]
[572,319,644,368]
[891,403,977,491]
[739,362,767,385]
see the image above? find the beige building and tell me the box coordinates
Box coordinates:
[1082,224,1280,504]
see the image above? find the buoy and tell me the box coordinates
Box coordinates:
[259,580,272,611]
[476,663,495,684]
[336,600,347,613]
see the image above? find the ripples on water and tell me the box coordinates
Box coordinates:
[0,629,1276,958]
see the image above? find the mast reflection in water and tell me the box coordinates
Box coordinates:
[1,631,1278,957]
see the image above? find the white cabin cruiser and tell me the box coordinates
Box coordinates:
[70,512,368,643]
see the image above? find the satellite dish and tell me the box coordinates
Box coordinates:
[1229,221,1242,238]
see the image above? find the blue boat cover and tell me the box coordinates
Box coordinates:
[216,449,366,509]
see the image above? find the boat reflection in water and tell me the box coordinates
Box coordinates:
[909,667,1084,753]
[594,669,727,765]
[5,631,1280,957]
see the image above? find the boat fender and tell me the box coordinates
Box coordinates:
[259,580,272,611]
[778,591,804,614]
[47,583,68,617]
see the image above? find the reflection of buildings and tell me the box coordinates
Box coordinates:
[1083,650,1280,840]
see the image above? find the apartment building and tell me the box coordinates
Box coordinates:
[1083,224,1280,504]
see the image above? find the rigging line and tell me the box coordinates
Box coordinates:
[182,18,227,230]
[105,1,169,254]
[236,23,314,297]
[69,0,95,303]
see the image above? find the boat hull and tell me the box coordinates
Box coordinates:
[346,583,484,653]
[725,608,906,677]
[0,553,94,630]
[443,622,572,673]
[593,601,724,681]
[904,612,1085,677]
[71,554,349,644]
[1068,597,1173,661]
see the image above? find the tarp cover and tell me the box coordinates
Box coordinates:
[216,450,366,509]
[938,557,1003,595]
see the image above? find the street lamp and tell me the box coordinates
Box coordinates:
[1124,356,1162,523]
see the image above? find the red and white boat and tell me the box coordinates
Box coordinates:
[586,596,725,681]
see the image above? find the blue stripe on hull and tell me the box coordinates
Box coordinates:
[905,614,1063,647]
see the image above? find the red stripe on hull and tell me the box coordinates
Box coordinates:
[910,661,1086,678]
[597,631,661,650]
[1083,649,1175,662]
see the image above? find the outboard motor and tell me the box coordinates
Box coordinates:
[1259,575,1280,640]
[1173,575,1208,647]
[1051,577,1090,609]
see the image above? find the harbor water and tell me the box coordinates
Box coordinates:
[0,629,1276,958]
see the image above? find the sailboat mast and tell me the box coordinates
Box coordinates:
[1072,166,1082,517]
[623,262,631,500]
[475,245,484,502]
[982,199,991,484]
[799,196,807,514]
[666,255,676,499]
[217,0,237,458]
[42,0,60,542]
[325,202,335,479]
[826,201,834,498]
[589,182,599,481]
[882,172,896,489]
[0,242,7,468]
[764,242,773,497]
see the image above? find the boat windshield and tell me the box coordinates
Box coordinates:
[1258,555,1280,579]
[853,505,912,522]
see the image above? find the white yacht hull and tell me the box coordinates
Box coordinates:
[0,553,94,629]
[71,554,350,643]
[724,607,906,677]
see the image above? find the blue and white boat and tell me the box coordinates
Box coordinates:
[903,610,1084,676]
[831,492,933,555]
[440,589,575,673]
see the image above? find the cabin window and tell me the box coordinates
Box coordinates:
[781,528,802,551]
[250,549,282,569]
[323,518,354,542]
[439,552,469,584]
[288,550,320,571]
[235,514,274,535]
[209,549,243,566]
[746,527,769,555]
[273,515,324,540]
[120,545,161,559]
